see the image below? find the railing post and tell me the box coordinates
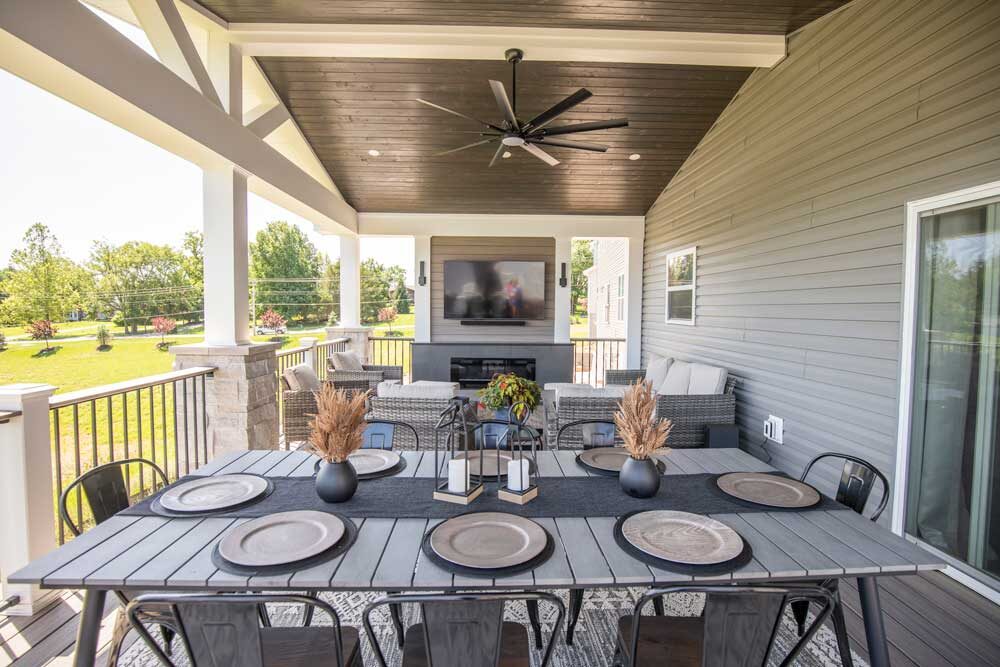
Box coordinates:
[300,337,319,373]
[0,384,59,616]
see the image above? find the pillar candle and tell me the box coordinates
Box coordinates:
[507,458,531,492]
[447,458,468,493]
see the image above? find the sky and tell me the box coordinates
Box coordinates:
[0,8,414,282]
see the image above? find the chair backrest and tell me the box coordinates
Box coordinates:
[556,418,618,450]
[473,420,539,450]
[800,452,889,520]
[362,419,419,450]
[629,585,834,667]
[60,457,168,537]
[128,594,345,667]
[367,396,456,450]
[364,592,564,667]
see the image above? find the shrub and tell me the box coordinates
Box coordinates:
[25,319,58,350]
[326,310,339,326]
[260,308,286,330]
[96,325,113,350]
[377,306,398,335]
[0,331,6,351]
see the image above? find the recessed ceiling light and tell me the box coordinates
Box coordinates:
[367,149,380,157]
[502,151,512,159]
[628,153,641,161]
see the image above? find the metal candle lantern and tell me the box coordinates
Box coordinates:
[433,397,484,505]
[498,401,539,504]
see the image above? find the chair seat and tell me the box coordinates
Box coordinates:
[260,626,361,667]
[402,621,531,667]
[617,615,704,667]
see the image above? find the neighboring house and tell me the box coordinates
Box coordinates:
[585,238,628,339]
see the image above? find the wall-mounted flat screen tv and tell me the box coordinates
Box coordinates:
[443,260,546,320]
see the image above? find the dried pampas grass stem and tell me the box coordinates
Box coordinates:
[307,385,369,463]
[614,380,673,460]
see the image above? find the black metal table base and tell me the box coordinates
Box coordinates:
[858,576,891,667]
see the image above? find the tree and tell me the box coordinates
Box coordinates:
[571,239,593,316]
[26,319,57,351]
[95,325,112,350]
[260,308,286,329]
[250,222,322,321]
[360,258,407,324]
[0,224,91,324]
[89,240,188,334]
[378,306,398,336]
[318,255,340,324]
[151,316,177,349]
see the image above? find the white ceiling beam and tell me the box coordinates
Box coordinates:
[0,0,356,234]
[244,102,290,138]
[359,213,645,239]
[127,0,222,107]
[229,24,786,68]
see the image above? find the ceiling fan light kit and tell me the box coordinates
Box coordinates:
[417,48,629,167]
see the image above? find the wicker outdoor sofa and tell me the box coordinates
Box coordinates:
[606,369,737,448]
[325,360,404,394]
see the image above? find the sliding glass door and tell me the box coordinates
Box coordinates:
[906,199,1000,587]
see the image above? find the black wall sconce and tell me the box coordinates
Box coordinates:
[559,262,568,287]
[418,260,427,286]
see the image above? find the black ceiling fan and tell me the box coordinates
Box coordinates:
[416,48,629,167]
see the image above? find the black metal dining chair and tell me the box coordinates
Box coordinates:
[60,457,177,666]
[615,584,835,667]
[556,418,618,449]
[362,419,420,450]
[787,452,891,667]
[127,593,361,667]
[363,591,565,667]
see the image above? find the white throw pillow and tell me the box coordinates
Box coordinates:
[643,355,673,389]
[688,363,729,395]
[283,364,320,392]
[332,350,364,371]
[658,360,691,395]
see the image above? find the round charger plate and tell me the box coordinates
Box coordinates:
[451,450,514,478]
[576,447,667,476]
[430,511,547,569]
[716,472,821,509]
[218,510,346,567]
[621,510,744,565]
[159,474,269,513]
[347,449,401,476]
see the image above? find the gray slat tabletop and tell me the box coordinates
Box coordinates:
[10,448,945,593]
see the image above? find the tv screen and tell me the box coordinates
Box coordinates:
[443,260,546,320]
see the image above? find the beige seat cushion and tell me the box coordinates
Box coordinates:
[644,355,673,388]
[688,363,728,395]
[377,381,458,399]
[658,360,691,395]
[282,364,321,392]
[331,350,364,371]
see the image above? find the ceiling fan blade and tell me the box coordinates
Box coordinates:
[534,118,629,137]
[416,98,505,133]
[524,88,592,131]
[432,138,497,157]
[521,142,560,166]
[488,143,506,168]
[488,80,519,131]
[531,138,608,152]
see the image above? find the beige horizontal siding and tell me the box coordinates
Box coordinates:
[640,0,1000,513]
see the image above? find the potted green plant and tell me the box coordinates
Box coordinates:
[478,372,541,422]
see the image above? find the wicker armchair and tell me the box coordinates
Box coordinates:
[281,380,323,445]
[606,369,737,448]
[327,360,404,393]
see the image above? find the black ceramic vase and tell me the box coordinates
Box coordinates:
[316,460,358,503]
[620,456,661,498]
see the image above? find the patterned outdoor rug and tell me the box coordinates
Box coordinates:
[119,588,865,666]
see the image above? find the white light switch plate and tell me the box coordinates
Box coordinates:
[764,415,784,444]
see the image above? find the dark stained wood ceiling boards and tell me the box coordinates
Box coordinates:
[258,57,752,214]
[199,1,850,35]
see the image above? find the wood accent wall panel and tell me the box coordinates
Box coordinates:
[257,58,750,214]
[199,1,850,35]
[431,236,555,342]
[639,0,1000,513]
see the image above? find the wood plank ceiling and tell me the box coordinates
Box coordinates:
[258,58,752,214]
[199,1,849,35]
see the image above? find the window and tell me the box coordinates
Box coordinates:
[665,247,696,325]
[616,273,625,321]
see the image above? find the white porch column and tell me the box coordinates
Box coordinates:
[554,236,572,344]
[203,167,251,346]
[326,234,370,361]
[414,235,431,343]
[0,384,59,616]
[626,235,644,367]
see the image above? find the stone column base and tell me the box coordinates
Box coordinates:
[171,342,281,456]
[325,327,372,363]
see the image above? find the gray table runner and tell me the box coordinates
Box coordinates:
[124,473,843,520]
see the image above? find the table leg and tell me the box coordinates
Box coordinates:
[857,576,891,667]
[73,589,107,667]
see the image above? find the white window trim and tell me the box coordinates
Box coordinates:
[895,180,1000,605]
[616,272,626,322]
[665,246,696,325]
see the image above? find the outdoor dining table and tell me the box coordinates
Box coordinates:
[10,447,945,667]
